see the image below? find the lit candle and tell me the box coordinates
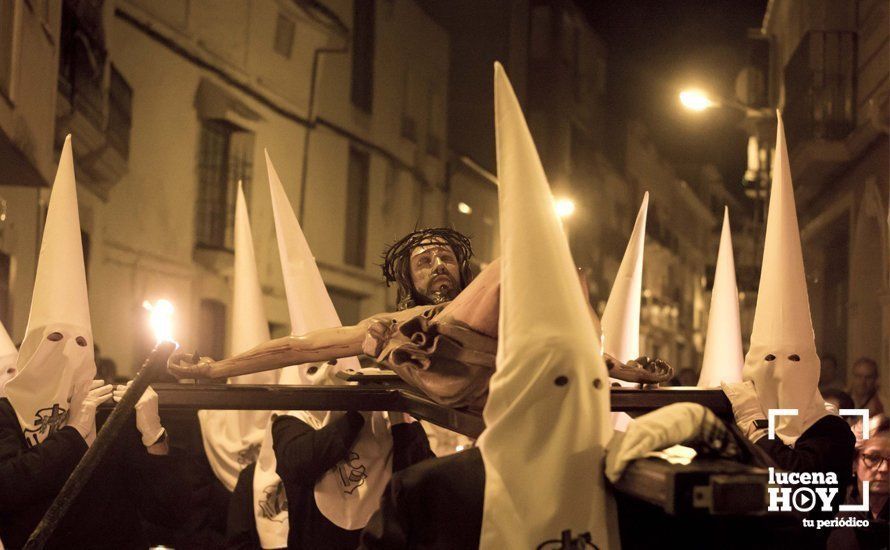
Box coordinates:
[143,299,177,345]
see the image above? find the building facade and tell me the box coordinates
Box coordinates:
[759,0,889,395]
[0,0,61,343]
[625,120,717,372]
[46,0,450,372]
[523,0,633,310]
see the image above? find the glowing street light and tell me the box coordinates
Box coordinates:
[679,89,715,112]
[457,201,473,215]
[554,197,575,219]
[143,299,176,345]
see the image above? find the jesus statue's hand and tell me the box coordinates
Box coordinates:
[167,351,214,379]
[603,353,673,384]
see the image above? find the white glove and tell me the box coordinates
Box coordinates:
[113,381,165,446]
[605,402,709,483]
[68,379,114,444]
[721,380,767,442]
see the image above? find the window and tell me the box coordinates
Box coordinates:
[344,148,369,267]
[273,13,295,58]
[198,299,227,360]
[108,65,132,158]
[426,90,443,158]
[0,0,16,99]
[57,0,105,124]
[328,287,362,326]
[195,119,254,250]
[400,67,416,141]
[783,31,856,146]
[401,115,417,142]
[350,0,374,112]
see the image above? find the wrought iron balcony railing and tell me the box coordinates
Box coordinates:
[783,31,856,148]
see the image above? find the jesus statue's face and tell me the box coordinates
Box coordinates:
[409,241,461,304]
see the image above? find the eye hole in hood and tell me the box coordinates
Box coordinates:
[788,354,800,362]
[75,336,88,347]
[765,354,776,361]
[47,332,63,342]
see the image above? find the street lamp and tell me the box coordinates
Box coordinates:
[677,85,776,272]
[680,87,774,118]
[679,89,715,112]
[554,197,575,219]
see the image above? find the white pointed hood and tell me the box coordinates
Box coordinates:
[199,184,278,491]
[253,153,392,546]
[6,136,96,447]
[0,321,18,398]
[742,112,829,446]
[602,193,648,362]
[477,63,618,550]
[698,208,744,387]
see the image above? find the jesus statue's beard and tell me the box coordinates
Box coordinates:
[427,283,459,304]
[429,289,451,304]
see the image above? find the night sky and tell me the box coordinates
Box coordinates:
[582,0,769,198]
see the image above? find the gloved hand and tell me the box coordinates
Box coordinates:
[113,381,165,446]
[605,402,709,483]
[68,379,114,444]
[721,380,767,442]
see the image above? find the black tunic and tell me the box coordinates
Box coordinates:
[270,411,435,550]
[360,415,856,549]
[225,461,263,550]
[0,397,190,549]
[359,446,484,549]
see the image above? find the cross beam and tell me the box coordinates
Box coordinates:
[116,384,731,438]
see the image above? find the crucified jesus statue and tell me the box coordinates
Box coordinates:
[168,228,672,411]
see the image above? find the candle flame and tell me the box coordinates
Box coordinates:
[143,299,176,345]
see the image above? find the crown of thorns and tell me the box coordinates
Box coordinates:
[381,227,474,288]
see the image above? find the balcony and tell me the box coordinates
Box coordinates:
[55,3,131,201]
[782,31,857,201]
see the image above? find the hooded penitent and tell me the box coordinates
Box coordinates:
[743,112,829,447]
[198,183,279,492]
[698,208,744,388]
[252,152,393,547]
[602,193,647,430]
[477,63,618,549]
[0,321,18,398]
[602,192,648,365]
[6,136,96,447]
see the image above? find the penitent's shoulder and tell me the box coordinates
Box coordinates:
[804,414,855,445]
